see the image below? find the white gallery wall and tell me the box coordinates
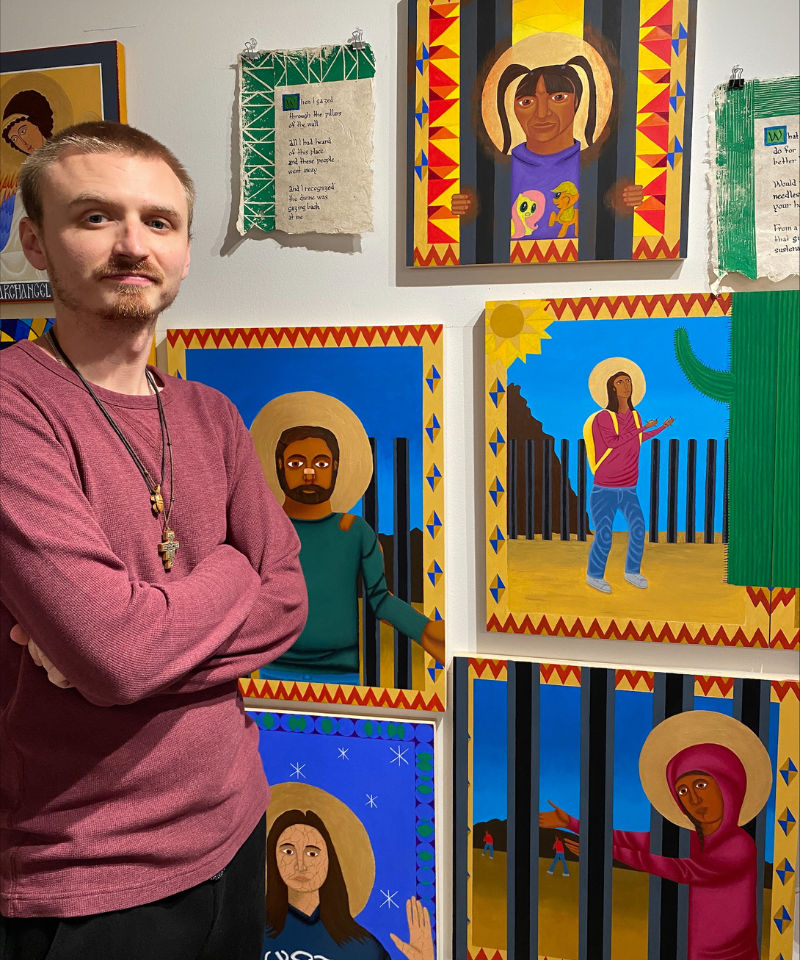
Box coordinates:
[3,0,799,952]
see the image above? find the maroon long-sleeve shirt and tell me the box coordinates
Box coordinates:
[0,340,307,918]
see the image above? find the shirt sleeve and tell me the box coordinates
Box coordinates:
[593,410,643,450]
[641,423,668,443]
[161,405,307,694]
[359,522,428,642]
[0,387,263,708]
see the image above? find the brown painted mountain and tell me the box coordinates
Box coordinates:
[507,383,590,536]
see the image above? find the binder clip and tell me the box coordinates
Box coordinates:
[728,65,745,91]
[242,38,259,62]
[348,28,366,50]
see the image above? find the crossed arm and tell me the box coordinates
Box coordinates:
[1,394,307,706]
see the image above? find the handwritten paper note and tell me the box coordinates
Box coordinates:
[273,78,374,234]
[754,115,799,276]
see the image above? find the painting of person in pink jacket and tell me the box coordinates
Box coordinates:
[539,710,773,960]
[582,356,674,594]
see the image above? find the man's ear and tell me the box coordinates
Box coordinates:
[19,217,48,271]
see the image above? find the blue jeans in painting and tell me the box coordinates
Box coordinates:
[587,484,645,579]
[547,851,570,877]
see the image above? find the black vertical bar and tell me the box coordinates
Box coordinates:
[560,439,570,541]
[649,438,661,543]
[474,0,498,264]
[508,661,539,959]
[493,0,513,265]
[457,0,477,264]
[453,659,470,960]
[393,439,412,690]
[667,439,679,544]
[722,439,729,545]
[542,438,553,541]
[525,439,535,540]
[685,439,697,544]
[579,667,614,960]
[508,438,518,540]
[704,439,717,544]
[361,438,380,687]
[649,671,693,960]
[734,678,771,951]
[577,439,588,541]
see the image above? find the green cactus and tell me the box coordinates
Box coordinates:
[674,290,799,589]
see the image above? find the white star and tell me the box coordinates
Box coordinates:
[290,762,306,780]
[390,746,409,766]
[337,747,349,760]
[380,889,399,909]
[366,794,378,808]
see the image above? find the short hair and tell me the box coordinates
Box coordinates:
[275,425,340,466]
[18,120,195,234]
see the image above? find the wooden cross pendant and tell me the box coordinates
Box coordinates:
[150,485,165,516]
[158,529,180,571]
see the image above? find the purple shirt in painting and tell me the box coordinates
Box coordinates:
[509,140,581,241]
[567,742,760,960]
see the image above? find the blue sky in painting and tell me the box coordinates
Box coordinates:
[472,679,508,825]
[539,683,581,821]
[613,690,653,833]
[507,316,731,531]
[251,713,432,959]
[185,345,423,533]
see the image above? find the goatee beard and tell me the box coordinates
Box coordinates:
[283,483,335,506]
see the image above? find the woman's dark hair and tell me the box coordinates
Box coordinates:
[496,56,597,154]
[605,370,636,413]
[265,809,370,945]
[2,90,54,152]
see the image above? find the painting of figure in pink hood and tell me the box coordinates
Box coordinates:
[540,710,774,960]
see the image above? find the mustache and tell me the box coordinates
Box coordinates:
[93,258,164,284]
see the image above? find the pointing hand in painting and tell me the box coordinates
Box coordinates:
[539,800,571,831]
[9,624,74,689]
[390,898,435,960]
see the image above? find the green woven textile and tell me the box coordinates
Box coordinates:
[238,44,376,234]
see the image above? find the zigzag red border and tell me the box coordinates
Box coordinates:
[696,676,735,698]
[772,680,800,701]
[414,245,459,266]
[167,325,442,349]
[486,613,769,647]
[541,663,581,685]
[616,669,655,690]
[469,658,506,679]
[546,293,732,319]
[468,951,504,960]
[510,239,578,263]
[633,236,681,259]
[238,678,444,712]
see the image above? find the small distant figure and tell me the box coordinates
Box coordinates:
[548,181,579,238]
[482,831,494,859]
[547,833,570,877]
[511,189,546,238]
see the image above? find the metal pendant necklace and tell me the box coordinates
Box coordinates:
[46,329,180,571]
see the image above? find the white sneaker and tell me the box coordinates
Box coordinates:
[586,576,611,593]
[625,572,648,589]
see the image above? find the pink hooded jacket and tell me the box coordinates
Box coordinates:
[569,743,760,960]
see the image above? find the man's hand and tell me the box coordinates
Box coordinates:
[539,799,571,831]
[9,624,74,689]
[643,418,658,429]
[663,417,675,427]
[622,184,644,207]
[450,192,474,217]
[420,620,445,666]
[563,837,580,857]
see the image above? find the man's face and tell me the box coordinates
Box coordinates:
[6,119,46,155]
[279,437,338,505]
[23,150,191,328]
[514,76,577,146]
[276,824,330,895]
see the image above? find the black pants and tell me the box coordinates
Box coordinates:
[0,814,266,960]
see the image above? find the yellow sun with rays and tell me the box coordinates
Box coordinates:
[485,301,554,367]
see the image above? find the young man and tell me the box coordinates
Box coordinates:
[0,122,308,959]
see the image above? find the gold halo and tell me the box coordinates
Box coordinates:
[266,782,375,916]
[250,391,373,515]
[1,72,74,177]
[482,33,613,154]
[588,357,646,408]
[639,711,773,829]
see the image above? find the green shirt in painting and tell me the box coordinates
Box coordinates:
[272,513,428,675]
